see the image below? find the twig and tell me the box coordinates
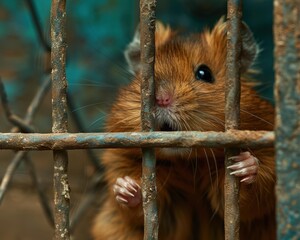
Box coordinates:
[24,0,51,52]
[70,174,106,232]
[24,75,51,124]
[0,76,53,223]
[0,152,26,204]
[24,155,54,227]
[0,79,35,133]
[67,93,104,172]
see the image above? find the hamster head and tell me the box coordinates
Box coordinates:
[124,18,258,135]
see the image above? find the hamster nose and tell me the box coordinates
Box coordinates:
[156,94,173,107]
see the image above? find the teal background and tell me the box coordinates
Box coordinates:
[0,1,275,239]
[0,0,274,131]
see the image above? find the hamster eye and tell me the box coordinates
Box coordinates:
[195,64,214,83]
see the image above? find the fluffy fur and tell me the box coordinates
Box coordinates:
[92,19,275,240]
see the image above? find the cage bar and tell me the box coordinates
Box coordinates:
[0,1,287,239]
[225,0,242,239]
[50,0,70,239]
[274,0,300,239]
[139,0,158,239]
[0,131,274,150]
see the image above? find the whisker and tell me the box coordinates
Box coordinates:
[87,115,106,129]
[209,148,218,190]
[254,82,274,92]
[71,102,104,112]
[86,45,136,79]
[203,148,213,189]
[156,155,174,195]
[180,115,192,131]
[193,148,198,192]
[191,110,225,126]
[69,83,119,88]
[191,114,223,131]
[106,115,140,130]
[240,109,273,126]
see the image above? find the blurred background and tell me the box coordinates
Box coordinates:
[0,1,273,239]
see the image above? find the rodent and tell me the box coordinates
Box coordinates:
[91,18,276,240]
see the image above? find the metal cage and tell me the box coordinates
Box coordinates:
[0,0,299,239]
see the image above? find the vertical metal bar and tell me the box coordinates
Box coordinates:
[225,0,242,239]
[274,1,300,239]
[139,0,158,239]
[51,0,70,239]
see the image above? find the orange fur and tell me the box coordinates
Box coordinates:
[92,19,275,240]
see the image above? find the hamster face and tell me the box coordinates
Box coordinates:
[108,18,258,157]
[124,18,257,132]
[153,36,227,134]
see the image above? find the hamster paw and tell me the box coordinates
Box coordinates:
[227,151,259,184]
[113,176,142,207]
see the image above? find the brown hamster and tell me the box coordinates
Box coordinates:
[92,18,276,240]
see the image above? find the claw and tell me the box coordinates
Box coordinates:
[227,151,259,184]
[240,175,256,184]
[116,196,129,204]
[113,176,142,207]
[227,162,244,170]
[230,168,247,176]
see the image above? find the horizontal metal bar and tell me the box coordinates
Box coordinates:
[0,131,274,150]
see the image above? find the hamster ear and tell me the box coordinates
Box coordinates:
[155,21,173,46]
[124,25,141,74]
[124,21,173,74]
[240,22,259,72]
[211,18,258,73]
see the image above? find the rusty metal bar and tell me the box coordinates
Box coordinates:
[274,0,300,239]
[0,131,274,150]
[139,1,158,238]
[50,0,70,239]
[225,0,242,239]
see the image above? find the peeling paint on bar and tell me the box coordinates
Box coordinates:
[225,0,242,239]
[139,0,158,239]
[274,1,300,239]
[50,0,70,239]
[0,131,274,150]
